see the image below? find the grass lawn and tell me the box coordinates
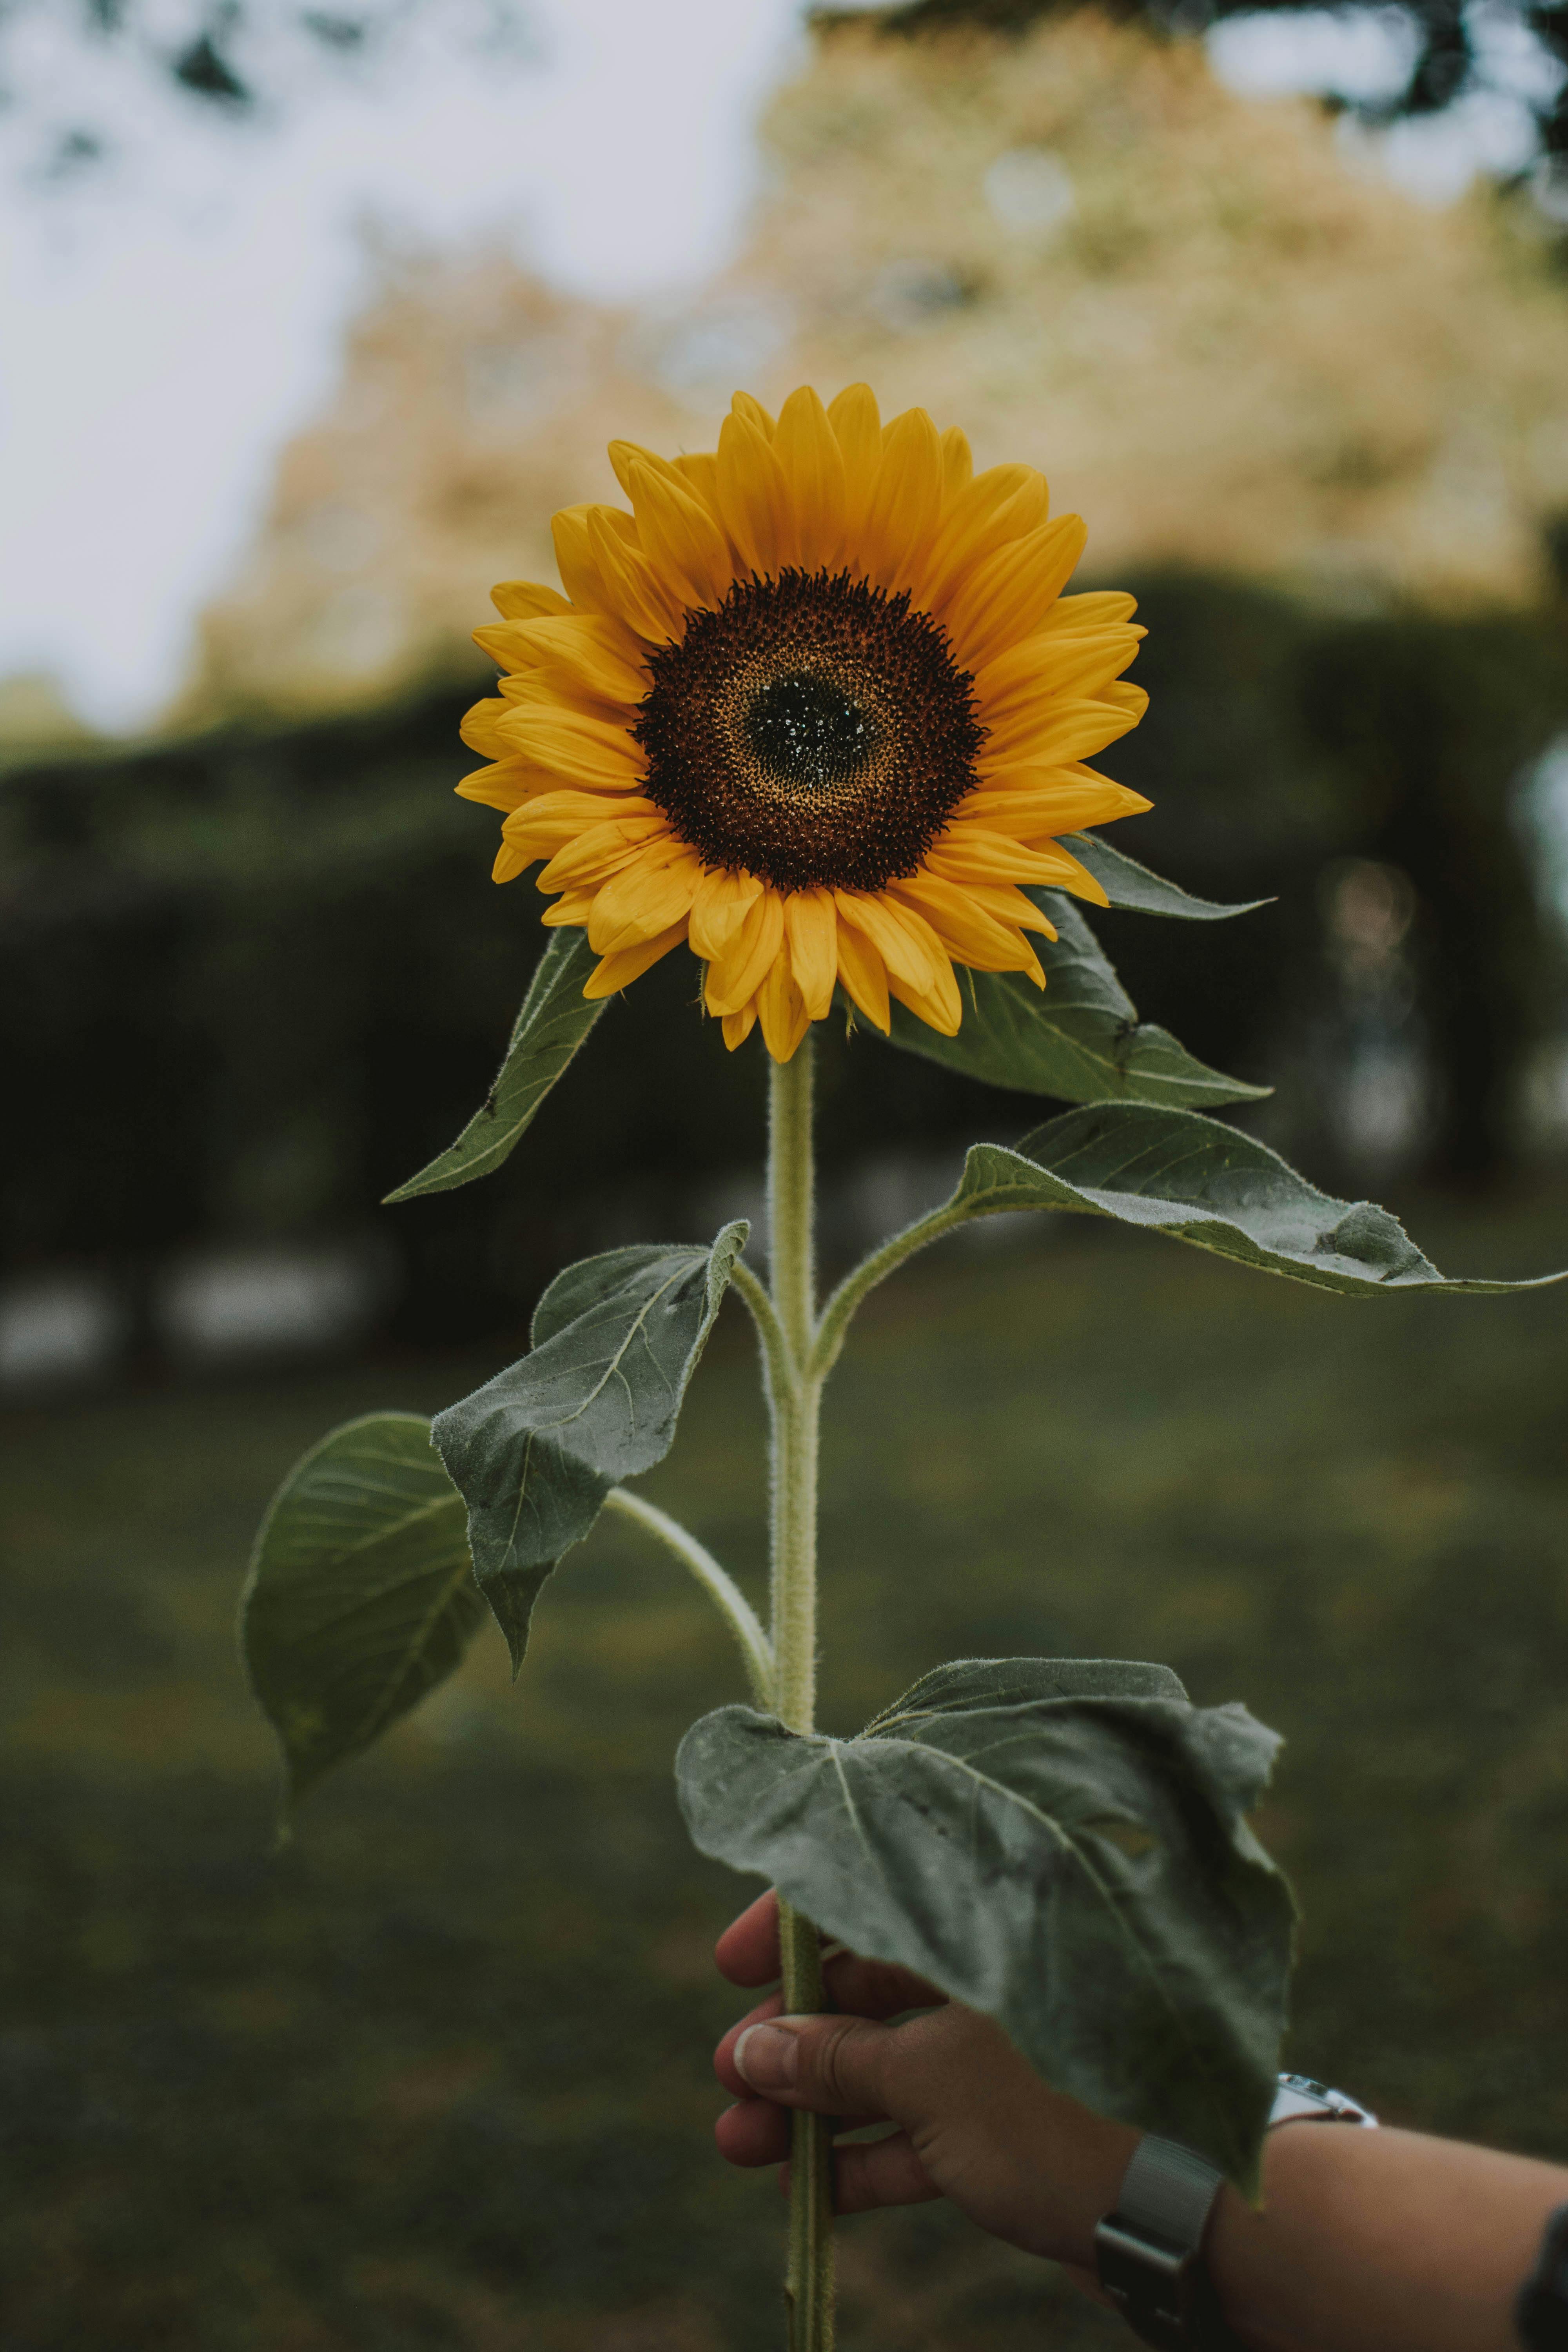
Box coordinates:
[3,1190,1567,2350]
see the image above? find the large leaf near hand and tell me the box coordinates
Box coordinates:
[241,1412,482,1811]
[1063,833,1270,920]
[678,1656,1294,2187]
[877,897,1268,1108]
[433,1223,749,1666]
[940,1102,1566,1294]
[385,927,603,1202]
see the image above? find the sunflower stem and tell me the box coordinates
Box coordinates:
[765,1036,835,2352]
[600,1488,773,1708]
[810,1200,970,1382]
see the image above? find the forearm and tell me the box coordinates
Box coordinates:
[1205,2123,1568,2352]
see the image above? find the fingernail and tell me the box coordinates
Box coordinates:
[733,2020,804,2091]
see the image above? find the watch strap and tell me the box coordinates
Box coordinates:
[1094,2074,1378,2348]
[1095,2136,1241,2350]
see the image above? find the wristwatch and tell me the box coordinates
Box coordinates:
[1094,2074,1379,2350]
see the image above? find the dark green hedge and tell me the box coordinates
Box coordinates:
[2,573,1562,1343]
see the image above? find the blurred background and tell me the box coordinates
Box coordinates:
[3,1,1568,2344]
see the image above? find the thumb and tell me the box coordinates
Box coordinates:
[733,2012,893,2118]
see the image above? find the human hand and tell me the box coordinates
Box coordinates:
[711,1889,1139,2272]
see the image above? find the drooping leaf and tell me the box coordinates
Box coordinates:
[677,1655,1294,2188]
[384,927,603,1203]
[877,895,1269,1108]
[432,1223,749,1667]
[939,1101,1566,1295]
[241,1412,482,1811]
[1063,832,1272,920]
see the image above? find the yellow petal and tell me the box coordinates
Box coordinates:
[731,390,775,439]
[887,871,1045,976]
[584,919,689,1000]
[550,503,619,616]
[758,952,812,1063]
[689,865,764,961]
[972,626,1143,712]
[940,426,973,500]
[976,697,1140,773]
[673,450,724,516]
[978,691,1146,766]
[628,461,735,610]
[587,844,703,955]
[536,820,665,893]
[488,615,649,706]
[835,891,944,994]
[887,956,962,1037]
[473,621,546,675]
[704,887,786,1017]
[497,707,646,786]
[927,830,1111,904]
[773,385,847,573]
[585,506,686,644]
[457,758,539,814]
[956,780,1152,835]
[460,696,512,757]
[1042,590,1139,635]
[832,907,890,1032]
[945,514,1088,668]
[540,885,597,927]
[490,581,572,621]
[916,466,1048,614]
[492,842,531,884]
[722,999,759,1050]
[503,788,661,840]
[608,439,690,501]
[717,412,791,580]
[1102,682,1149,720]
[781,889,838,1021]
[859,405,944,594]
[827,383,883,529]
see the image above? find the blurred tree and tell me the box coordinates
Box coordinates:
[819,0,1568,180]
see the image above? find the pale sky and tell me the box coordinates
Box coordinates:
[0,0,1557,737]
[0,0,811,733]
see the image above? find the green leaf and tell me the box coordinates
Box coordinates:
[677,1655,1294,2187]
[240,1412,483,1812]
[383,927,603,1203]
[432,1222,749,1667]
[944,1101,1567,1295]
[877,895,1269,1108]
[1063,832,1271,920]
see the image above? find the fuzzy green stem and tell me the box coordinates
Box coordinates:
[730,1256,795,1424]
[600,1487,774,1709]
[810,1200,969,1382]
[766,1038,835,2351]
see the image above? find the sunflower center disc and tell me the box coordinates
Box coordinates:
[634,568,984,896]
[744,673,878,792]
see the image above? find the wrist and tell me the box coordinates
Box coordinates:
[1020,2103,1142,2269]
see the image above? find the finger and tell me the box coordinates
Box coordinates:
[715,2096,791,2167]
[715,2100,884,2168]
[715,1991,785,2094]
[831,2130,939,2216]
[715,1890,944,2015]
[715,1890,780,1986]
[733,2012,895,2119]
[718,1996,895,2112]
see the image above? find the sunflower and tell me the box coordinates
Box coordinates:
[457,384,1151,1062]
